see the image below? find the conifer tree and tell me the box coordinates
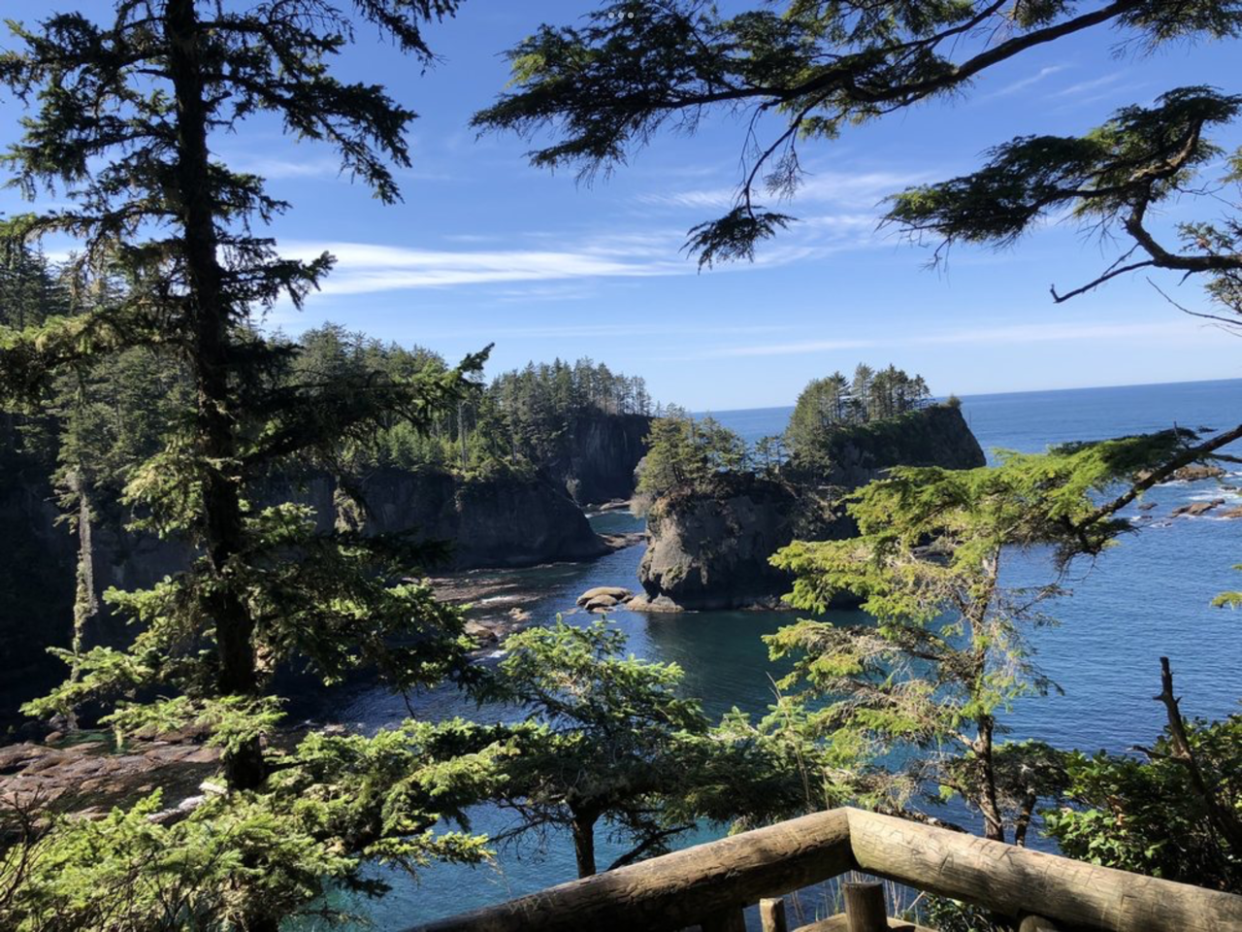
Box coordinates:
[0,5,520,928]
[473,0,1242,267]
[770,430,1226,841]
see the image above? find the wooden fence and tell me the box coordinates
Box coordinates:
[410,808,1242,932]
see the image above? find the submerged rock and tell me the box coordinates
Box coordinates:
[1170,499,1226,518]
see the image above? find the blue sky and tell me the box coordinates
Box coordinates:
[2,2,1239,410]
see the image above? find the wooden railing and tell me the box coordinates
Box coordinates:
[410,808,1242,932]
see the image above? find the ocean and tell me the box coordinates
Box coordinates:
[321,378,1242,930]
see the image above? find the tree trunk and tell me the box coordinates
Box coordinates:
[165,0,264,791]
[977,716,1006,843]
[66,468,98,732]
[571,809,598,878]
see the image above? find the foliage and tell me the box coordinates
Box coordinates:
[916,896,1007,932]
[481,620,710,877]
[785,364,931,471]
[1043,712,1242,890]
[768,431,1196,841]
[637,406,748,497]
[0,2,519,929]
[480,620,886,878]
[472,0,1242,266]
[0,719,519,932]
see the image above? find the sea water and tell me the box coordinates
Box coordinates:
[324,379,1242,929]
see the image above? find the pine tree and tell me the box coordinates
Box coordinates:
[770,431,1213,842]
[0,5,517,928]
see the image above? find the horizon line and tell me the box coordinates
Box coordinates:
[690,375,1242,416]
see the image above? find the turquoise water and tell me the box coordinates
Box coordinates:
[327,379,1242,929]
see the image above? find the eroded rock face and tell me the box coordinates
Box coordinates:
[636,405,986,611]
[1,466,609,729]
[545,412,652,504]
[636,473,843,611]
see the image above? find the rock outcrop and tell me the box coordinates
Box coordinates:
[267,468,612,569]
[545,412,651,504]
[634,404,986,611]
[0,465,610,730]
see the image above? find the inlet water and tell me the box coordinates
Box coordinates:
[324,379,1242,929]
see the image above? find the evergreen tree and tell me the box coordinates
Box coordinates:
[0,4,519,929]
[637,408,747,496]
[484,621,710,878]
[769,431,1212,842]
[472,1,1242,267]
[785,364,932,470]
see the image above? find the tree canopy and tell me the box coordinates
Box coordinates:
[769,429,1210,841]
[473,0,1242,269]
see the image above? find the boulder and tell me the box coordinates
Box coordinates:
[1169,464,1227,482]
[1170,499,1226,518]
[576,586,633,607]
[583,595,621,613]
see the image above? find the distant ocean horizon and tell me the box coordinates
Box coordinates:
[696,376,1242,454]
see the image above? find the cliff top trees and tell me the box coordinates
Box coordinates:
[785,364,932,470]
[637,407,748,496]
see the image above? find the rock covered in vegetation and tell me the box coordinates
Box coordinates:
[636,405,985,611]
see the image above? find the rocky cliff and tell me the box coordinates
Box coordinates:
[0,465,608,730]
[545,412,651,504]
[634,404,985,612]
[266,468,611,568]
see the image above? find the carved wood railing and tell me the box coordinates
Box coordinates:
[410,808,1242,932]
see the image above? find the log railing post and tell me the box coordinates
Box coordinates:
[759,897,788,932]
[844,881,887,932]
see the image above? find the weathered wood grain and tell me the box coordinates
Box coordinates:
[846,809,1242,932]
[793,917,929,932]
[843,881,887,932]
[411,809,853,932]
[760,897,788,932]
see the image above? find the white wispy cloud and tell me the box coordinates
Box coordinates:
[640,169,932,213]
[281,237,695,295]
[981,65,1069,101]
[912,321,1197,345]
[1047,72,1123,99]
[663,320,1210,360]
[694,338,878,358]
[226,154,343,179]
